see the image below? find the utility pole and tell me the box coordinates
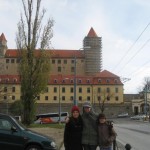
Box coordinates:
[74,55,77,106]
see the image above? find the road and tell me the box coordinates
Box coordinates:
[114,118,150,150]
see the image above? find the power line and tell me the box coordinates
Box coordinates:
[118,37,150,74]
[126,59,150,77]
[112,22,150,72]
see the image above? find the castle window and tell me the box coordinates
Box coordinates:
[79,87,82,93]
[107,96,110,101]
[115,96,119,101]
[53,96,57,101]
[45,96,48,100]
[58,60,61,64]
[115,87,118,93]
[106,79,110,83]
[87,87,90,93]
[87,96,90,101]
[11,59,15,63]
[52,59,55,64]
[70,79,74,83]
[98,79,101,83]
[62,96,65,101]
[54,87,57,93]
[98,96,101,101]
[64,60,67,64]
[13,78,17,82]
[58,67,61,72]
[12,87,15,92]
[12,96,15,100]
[5,78,9,82]
[62,80,65,83]
[37,96,40,100]
[6,59,9,63]
[54,79,57,83]
[71,60,75,64]
[87,79,90,83]
[97,88,101,93]
[70,96,73,101]
[62,87,65,93]
[70,87,74,93]
[78,79,82,83]
[79,96,82,101]
[106,87,110,93]
[71,67,74,72]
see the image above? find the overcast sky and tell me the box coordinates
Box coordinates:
[1,0,150,94]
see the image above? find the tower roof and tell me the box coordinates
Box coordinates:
[87,27,98,37]
[0,33,7,42]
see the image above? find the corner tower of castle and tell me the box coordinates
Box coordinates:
[83,27,102,75]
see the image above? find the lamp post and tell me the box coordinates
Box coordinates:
[73,46,91,106]
[58,77,69,124]
[58,84,61,124]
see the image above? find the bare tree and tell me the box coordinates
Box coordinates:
[98,89,113,113]
[16,0,54,125]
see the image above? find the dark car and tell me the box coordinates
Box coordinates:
[0,113,57,150]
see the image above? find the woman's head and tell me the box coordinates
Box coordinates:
[71,106,80,118]
[98,113,106,123]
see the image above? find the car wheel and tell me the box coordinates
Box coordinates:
[26,145,41,150]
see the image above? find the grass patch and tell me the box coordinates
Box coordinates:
[28,123,65,129]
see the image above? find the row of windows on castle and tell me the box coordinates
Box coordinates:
[5,58,83,64]
[3,86,119,93]
[3,95,119,102]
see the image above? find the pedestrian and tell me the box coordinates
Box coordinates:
[97,113,117,150]
[82,101,98,150]
[64,105,83,150]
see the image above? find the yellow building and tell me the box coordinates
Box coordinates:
[0,28,124,105]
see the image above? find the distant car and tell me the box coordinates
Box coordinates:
[0,113,57,150]
[130,114,147,120]
[117,113,129,118]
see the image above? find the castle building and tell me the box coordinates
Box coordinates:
[0,28,124,107]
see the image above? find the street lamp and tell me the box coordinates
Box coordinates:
[73,46,91,106]
[58,77,69,124]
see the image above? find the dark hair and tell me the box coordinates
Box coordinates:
[98,113,106,119]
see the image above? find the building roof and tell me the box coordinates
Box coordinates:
[0,33,7,42]
[87,27,98,37]
[5,49,85,58]
[0,73,123,85]
[95,70,120,78]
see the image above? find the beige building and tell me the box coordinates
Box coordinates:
[0,28,124,105]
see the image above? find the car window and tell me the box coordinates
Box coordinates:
[0,118,12,130]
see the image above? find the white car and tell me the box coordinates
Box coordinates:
[117,113,129,118]
[130,114,147,120]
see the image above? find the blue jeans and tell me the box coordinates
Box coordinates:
[100,146,112,150]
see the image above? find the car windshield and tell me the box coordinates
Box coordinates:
[11,116,26,130]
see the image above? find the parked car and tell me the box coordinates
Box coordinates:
[0,113,57,150]
[130,114,148,120]
[117,112,129,118]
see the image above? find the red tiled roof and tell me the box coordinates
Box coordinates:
[0,33,7,42]
[95,70,119,78]
[0,74,123,85]
[5,49,85,58]
[87,27,98,37]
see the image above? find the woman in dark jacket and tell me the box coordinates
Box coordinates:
[64,106,83,150]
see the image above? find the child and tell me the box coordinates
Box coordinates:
[97,113,117,150]
[64,106,83,150]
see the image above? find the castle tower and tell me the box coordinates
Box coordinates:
[83,27,102,75]
[0,33,7,57]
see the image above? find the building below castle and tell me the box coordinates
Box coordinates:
[0,28,124,114]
